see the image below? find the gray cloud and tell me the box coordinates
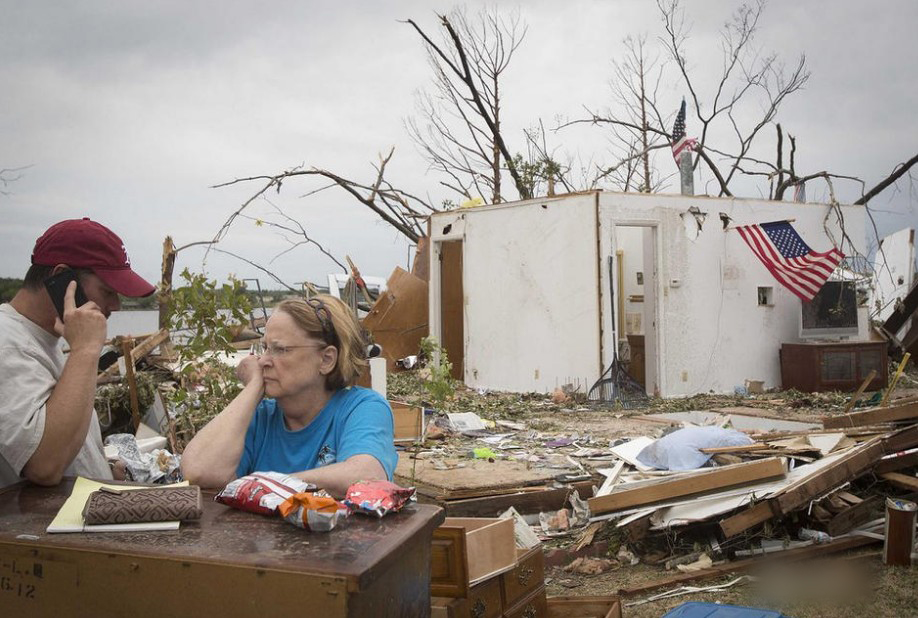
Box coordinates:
[1,0,915,286]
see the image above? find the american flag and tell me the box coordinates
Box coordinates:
[736,221,845,302]
[671,99,698,161]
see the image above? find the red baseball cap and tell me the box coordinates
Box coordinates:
[31,218,156,298]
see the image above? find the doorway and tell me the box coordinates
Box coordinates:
[612,225,659,396]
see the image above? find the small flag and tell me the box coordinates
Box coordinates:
[793,181,806,203]
[671,98,698,162]
[736,220,845,302]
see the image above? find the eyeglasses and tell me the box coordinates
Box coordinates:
[259,341,326,358]
[306,297,338,345]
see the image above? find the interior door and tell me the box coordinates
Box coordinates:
[439,240,464,381]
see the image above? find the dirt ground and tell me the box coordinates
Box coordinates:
[389,371,918,617]
[545,553,918,617]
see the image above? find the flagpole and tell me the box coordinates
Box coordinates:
[724,218,796,232]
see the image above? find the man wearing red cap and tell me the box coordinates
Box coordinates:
[0,218,156,487]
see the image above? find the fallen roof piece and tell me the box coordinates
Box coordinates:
[718,439,885,538]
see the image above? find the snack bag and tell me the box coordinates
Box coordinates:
[277,492,348,532]
[215,471,316,515]
[344,480,415,518]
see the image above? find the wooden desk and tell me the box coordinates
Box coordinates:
[0,479,444,617]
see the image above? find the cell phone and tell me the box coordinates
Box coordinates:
[43,270,89,319]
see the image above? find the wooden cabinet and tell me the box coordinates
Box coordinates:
[434,544,548,618]
[0,480,444,618]
[503,585,548,618]
[780,341,888,393]
[500,547,544,609]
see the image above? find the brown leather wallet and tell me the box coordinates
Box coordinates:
[82,486,203,524]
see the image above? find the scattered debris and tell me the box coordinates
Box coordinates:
[564,556,619,575]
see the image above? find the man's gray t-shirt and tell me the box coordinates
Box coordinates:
[0,303,111,487]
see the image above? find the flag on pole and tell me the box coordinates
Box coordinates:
[736,220,845,302]
[671,98,698,162]
[793,181,806,203]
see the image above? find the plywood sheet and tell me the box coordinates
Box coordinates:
[395,453,557,500]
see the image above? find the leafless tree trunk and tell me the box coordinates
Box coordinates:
[404,8,530,203]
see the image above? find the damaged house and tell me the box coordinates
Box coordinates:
[427,191,873,398]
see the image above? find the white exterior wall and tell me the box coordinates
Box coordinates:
[597,193,868,397]
[429,191,867,398]
[429,194,601,394]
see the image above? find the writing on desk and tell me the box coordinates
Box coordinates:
[1,575,36,599]
[1,557,44,601]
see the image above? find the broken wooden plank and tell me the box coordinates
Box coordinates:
[587,458,787,515]
[879,472,918,492]
[882,424,918,453]
[98,328,170,379]
[825,496,881,537]
[699,444,770,454]
[843,369,878,413]
[835,490,863,505]
[822,400,918,429]
[435,481,594,517]
[719,500,777,539]
[771,440,885,515]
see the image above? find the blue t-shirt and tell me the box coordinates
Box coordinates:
[236,386,397,480]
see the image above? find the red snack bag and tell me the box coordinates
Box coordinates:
[215,471,316,515]
[277,492,348,532]
[344,480,415,518]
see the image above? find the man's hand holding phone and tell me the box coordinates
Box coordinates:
[52,278,107,355]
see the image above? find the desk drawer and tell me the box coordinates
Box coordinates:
[500,547,544,608]
[432,517,516,597]
[503,585,547,618]
[468,576,503,618]
[545,596,622,618]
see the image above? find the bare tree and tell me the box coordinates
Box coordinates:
[211,148,436,247]
[405,8,530,203]
[594,36,671,192]
[569,0,808,198]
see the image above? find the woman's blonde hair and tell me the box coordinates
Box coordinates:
[275,295,368,390]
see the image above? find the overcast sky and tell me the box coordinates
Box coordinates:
[2,1,916,290]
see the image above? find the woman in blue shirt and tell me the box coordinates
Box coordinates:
[181,295,396,498]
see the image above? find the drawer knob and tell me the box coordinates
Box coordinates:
[471,598,487,618]
[517,566,534,586]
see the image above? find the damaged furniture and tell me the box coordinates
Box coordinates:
[0,478,445,617]
[431,517,549,618]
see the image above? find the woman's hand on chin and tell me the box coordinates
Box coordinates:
[236,355,264,389]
